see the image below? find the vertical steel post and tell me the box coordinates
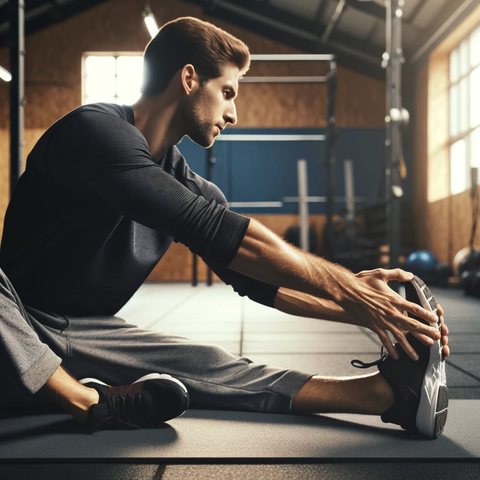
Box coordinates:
[297,159,310,252]
[324,58,337,259]
[384,0,404,273]
[8,0,25,196]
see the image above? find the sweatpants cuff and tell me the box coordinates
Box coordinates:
[20,345,62,396]
[266,369,314,413]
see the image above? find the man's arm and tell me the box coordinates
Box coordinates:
[273,287,360,325]
[228,218,442,361]
[273,287,450,358]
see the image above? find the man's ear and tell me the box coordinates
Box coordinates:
[181,64,199,96]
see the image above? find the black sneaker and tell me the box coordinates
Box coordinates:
[352,275,448,438]
[80,373,190,433]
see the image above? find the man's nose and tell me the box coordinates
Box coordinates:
[224,103,237,126]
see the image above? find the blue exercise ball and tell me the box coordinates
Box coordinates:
[405,250,439,282]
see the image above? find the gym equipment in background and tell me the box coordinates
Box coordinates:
[455,167,480,296]
[405,250,439,284]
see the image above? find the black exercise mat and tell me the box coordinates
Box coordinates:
[0,400,477,461]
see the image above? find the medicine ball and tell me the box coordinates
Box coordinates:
[457,249,480,277]
[435,262,453,286]
[405,250,439,283]
[453,247,472,276]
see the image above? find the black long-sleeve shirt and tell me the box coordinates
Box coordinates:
[0,103,278,316]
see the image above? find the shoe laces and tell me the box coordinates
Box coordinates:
[351,346,389,369]
[92,392,143,433]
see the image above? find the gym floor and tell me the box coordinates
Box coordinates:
[1,280,479,479]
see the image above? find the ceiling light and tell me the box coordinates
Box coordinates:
[143,3,158,39]
[0,65,12,82]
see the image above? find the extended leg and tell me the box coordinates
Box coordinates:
[292,372,394,415]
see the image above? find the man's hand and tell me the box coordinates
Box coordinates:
[344,268,448,360]
[403,302,449,359]
[229,219,448,361]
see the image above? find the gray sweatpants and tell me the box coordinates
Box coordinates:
[0,269,311,413]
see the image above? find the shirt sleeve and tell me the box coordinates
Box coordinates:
[205,258,280,308]
[44,109,249,267]
[169,156,280,308]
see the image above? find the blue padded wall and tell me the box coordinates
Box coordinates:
[177,128,410,215]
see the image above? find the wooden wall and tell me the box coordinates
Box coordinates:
[413,3,480,265]
[0,0,386,282]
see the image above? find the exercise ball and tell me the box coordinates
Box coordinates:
[453,247,473,276]
[435,262,453,286]
[405,250,439,282]
[457,249,480,277]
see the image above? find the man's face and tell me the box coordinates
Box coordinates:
[183,63,241,148]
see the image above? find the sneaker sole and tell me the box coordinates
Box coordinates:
[409,276,448,438]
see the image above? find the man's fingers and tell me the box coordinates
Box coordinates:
[441,322,449,336]
[391,329,419,361]
[395,311,440,339]
[381,268,414,283]
[376,329,399,360]
[400,299,438,325]
[410,331,435,347]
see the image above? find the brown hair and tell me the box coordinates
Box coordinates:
[141,17,250,96]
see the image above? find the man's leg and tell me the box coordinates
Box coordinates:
[0,269,188,432]
[37,366,99,423]
[61,312,446,437]
[0,269,63,407]
[62,315,312,414]
[0,268,102,422]
[292,372,394,415]
[58,315,393,418]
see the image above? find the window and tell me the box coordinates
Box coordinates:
[82,54,143,105]
[449,26,480,195]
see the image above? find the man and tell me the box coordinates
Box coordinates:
[0,17,449,437]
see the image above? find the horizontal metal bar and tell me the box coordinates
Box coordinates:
[240,76,328,83]
[216,134,326,142]
[283,196,366,203]
[228,201,283,208]
[250,54,335,62]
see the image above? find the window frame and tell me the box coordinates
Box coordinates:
[449,26,480,195]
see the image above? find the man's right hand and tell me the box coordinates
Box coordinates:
[340,268,444,361]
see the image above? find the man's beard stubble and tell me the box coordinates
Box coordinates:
[182,90,215,148]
